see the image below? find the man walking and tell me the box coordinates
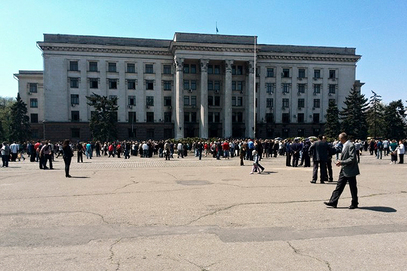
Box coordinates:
[324,132,359,209]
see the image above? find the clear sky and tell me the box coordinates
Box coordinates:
[1,0,406,104]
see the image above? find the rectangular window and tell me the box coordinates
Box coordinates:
[208,65,213,74]
[214,96,221,106]
[237,97,243,106]
[266,83,274,94]
[29,83,38,93]
[69,61,79,71]
[163,65,171,74]
[164,96,172,107]
[282,68,290,78]
[237,81,243,91]
[127,79,136,90]
[71,111,80,122]
[266,98,273,108]
[313,113,320,123]
[184,96,190,106]
[214,81,221,91]
[128,96,136,106]
[127,63,136,73]
[282,98,289,108]
[214,112,220,123]
[184,80,190,90]
[214,65,220,74]
[146,80,154,90]
[89,62,98,72]
[314,69,321,79]
[232,96,236,107]
[163,80,172,91]
[184,112,190,123]
[183,64,190,74]
[190,64,197,74]
[70,78,79,88]
[298,98,305,108]
[108,79,118,89]
[146,112,154,123]
[237,65,243,75]
[329,70,336,79]
[208,96,213,106]
[128,112,136,123]
[71,94,79,105]
[30,113,38,123]
[313,99,321,108]
[164,112,172,123]
[329,84,336,94]
[267,68,274,77]
[191,80,197,90]
[208,80,213,91]
[232,81,236,91]
[313,84,321,94]
[108,62,117,72]
[89,78,98,89]
[282,113,290,123]
[298,68,306,78]
[191,112,197,123]
[191,96,197,106]
[30,98,38,108]
[298,84,305,94]
[71,128,80,138]
[298,113,305,123]
[266,113,273,123]
[282,83,290,94]
[146,96,154,107]
[145,64,154,74]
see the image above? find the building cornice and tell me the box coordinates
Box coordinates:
[38,44,172,56]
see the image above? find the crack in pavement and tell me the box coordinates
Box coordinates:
[113,181,139,192]
[287,241,332,271]
[109,238,122,271]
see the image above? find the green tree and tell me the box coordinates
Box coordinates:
[86,93,118,142]
[366,90,385,138]
[324,100,341,138]
[0,97,14,141]
[340,88,368,139]
[383,100,406,140]
[8,94,31,142]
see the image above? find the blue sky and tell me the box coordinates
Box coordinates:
[1,0,406,104]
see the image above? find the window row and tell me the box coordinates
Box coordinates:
[264,68,337,79]
[264,113,322,124]
[266,98,336,109]
[265,83,337,95]
[68,61,173,75]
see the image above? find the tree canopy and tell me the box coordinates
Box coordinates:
[8,94,31,142]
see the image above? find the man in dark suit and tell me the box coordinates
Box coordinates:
[309,135,329,184]
[325,132,360,209]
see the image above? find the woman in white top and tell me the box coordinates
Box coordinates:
[397,140,405,164]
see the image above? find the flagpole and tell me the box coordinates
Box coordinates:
[253,36,257,139]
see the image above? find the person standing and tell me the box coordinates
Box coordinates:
[1,142,10,167]
[389,139,398,164]
[397,140,405,164]
[9,142,19,162]
[309,135,329,184]
[325,132,360,209]
[76,142,83,162]
[62,139,73,178]
[290,138,301,167]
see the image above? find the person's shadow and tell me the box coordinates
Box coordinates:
[359,206,397,212]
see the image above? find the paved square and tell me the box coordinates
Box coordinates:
[0,153,406,270]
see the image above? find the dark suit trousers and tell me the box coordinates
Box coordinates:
[312,161,327,182]
[330,172,358,206]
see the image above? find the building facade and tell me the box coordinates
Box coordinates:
[15,32,362,141]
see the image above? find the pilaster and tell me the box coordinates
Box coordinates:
[199,59,209,139]
[246,60,255,138]
[224,60,233,138]
[174,56,184,139]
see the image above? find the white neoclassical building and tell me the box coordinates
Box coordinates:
[15,32,362,141]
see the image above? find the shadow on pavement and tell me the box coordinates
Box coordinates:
[359,206,397,212]
[71,176,90,179]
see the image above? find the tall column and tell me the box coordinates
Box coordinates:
[246,60,255,138]
[199,59,209,139]
[174,56,184,139]
[223,60,233,138]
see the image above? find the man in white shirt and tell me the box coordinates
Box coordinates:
[10,142,19,162]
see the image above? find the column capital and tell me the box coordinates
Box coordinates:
[200,59,209,73]
[174,56,184,71]
[225,60,234,73]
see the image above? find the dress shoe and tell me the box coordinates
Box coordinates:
[66,175,72,178]
[324,202,337,208]
[349,205,358,209]
[310,181,316,184]
[320,181,325,184]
